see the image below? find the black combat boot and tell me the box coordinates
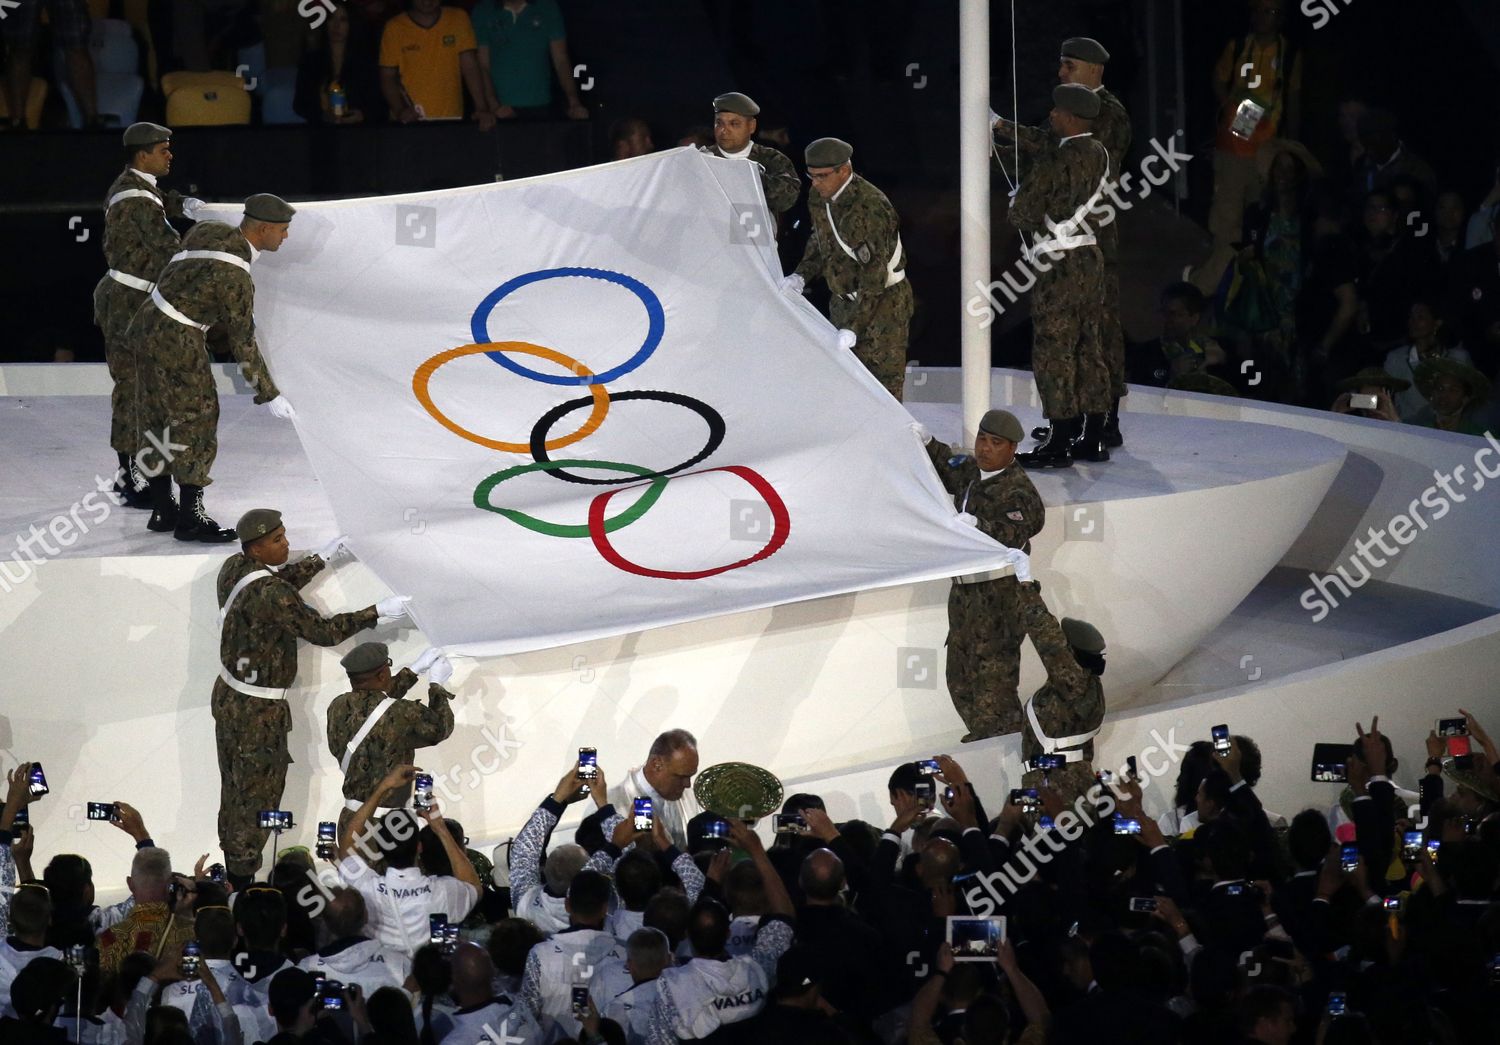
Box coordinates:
[1030,422,1051,441]
[112,453,152,509]
[1017,417,1078,469]
[174,484,237,543]
[1102,396,1124,448]
[145,475,179,532]
[1072,412,1111,463]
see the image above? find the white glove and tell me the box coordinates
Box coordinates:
[910,421,933,445]
[266,395,296,420]
[181,197,205,220]
[1001,547,1033,584]
[956,512,979,527]
[376,595,411,625]
[428,656,454,687]
[780,273,805,296]
[989,108,1001,128]
[836,329,857,351]
[317,534,351,563]
[410,646,443,675]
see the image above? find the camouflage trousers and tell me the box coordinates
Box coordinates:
[1031,246,1110,419]
[1103,256,1126,399]
[94,277,149,455]
[129,305,221,487]
[945,577,1025,737]
[212,680,293,878]
[1021,760,1098,811]
[831,279,913,401]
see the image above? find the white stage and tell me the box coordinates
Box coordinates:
[2,363,1498,898]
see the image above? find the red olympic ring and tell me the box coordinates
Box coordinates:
[586,465,790,580]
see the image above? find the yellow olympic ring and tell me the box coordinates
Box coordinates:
[412,341,610,453]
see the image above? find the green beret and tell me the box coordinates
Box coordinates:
[978,409,1025,444]
[1413,357,1491,404]
[341,641,390,676]
[1053,83,1101,120]
[1061,617,1105,654]
[1335,366,1409,395]
[1167,372,1240,398]
[236,508,283,543]
[123,122,172,148]
[244,193,296,224]
[804,137,853,168]
[1061,37,1110,64]
[713,92,760,117]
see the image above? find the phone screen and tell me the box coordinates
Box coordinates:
[1436,717,1468,737]
[429,914,448,945]
[916,758,941,776]
[578,748,598,779]
[1114,817,1141,835]
[1340,844,1359,872]
[571,985,590,1018]
[913,780,936,808]
[1211,725,1230,754]
[87,802,116,821]
[1326,991,1346,1016]
[1402,830,1423,860]
[633,797,653,832]
[27,765,48,798]
[773,813,806,835]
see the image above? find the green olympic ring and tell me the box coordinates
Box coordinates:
[474,459,668,537]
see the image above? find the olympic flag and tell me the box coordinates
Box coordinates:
[216,148,1016,656]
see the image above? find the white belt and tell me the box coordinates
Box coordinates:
[107,269,155,293]
[956,567,1018,586]
[826,202,906,289]
[1026,697,1100,755]
[1021,139,1110,264]
[217,661,289,700]
[108,188,163,210]
[169,249,251,272]
[151,288,209,332]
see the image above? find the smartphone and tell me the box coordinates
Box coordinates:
[704,817,731,839]
[945,915,1006,961]
[1326,991,1346,1016]
[1128,896,1158,913]
[1211,724,1230,756]
[1096,769,1114,785]
[773,812,808,835]
[320,979,345,1011]
[943,786,956,805]
[86,802,118,822]
[257,810,293,830]
[571,984,590,1020]
[27,764,48,799]
[1038,815,1055,831]
[413,773,435,812]
[1032,754,1064,772]
[1349,392,1379,411]
[1382,896,1402,911]
[1311,743,1354,783]
[913,780,936,810]
[1126,756,1138,779]
[316,821,337,860]
[577,747,597,795]
[1419,775,1439,814]
[1426,839,1442,862]
[1340,844,1360,873]
[1114,817,1142,835]
[65,944,88,973]
[11,808,26,828]
[443,924,460,955]
[208,863,226,884]
[1436,717,1468,737]
[429,913,449,946]
[915,758,941,777]
[181,941,200,980]
[1009,788,1039,812]
[1402,831,1424,861]
[632,797,653,832]
[1225,882,1246,897]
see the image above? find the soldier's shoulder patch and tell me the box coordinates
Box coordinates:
[948,455,972,467]
[856,243,872,264]
[1006,510,1025,522]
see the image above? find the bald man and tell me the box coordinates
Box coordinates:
[443,943,540,1044]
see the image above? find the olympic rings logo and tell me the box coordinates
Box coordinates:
[411,267,789,579]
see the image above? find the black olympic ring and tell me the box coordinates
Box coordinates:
[529,390,727,485]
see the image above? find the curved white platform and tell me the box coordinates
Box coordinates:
[0,363,1496,899]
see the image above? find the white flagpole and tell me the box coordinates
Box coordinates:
[959,0,992,445]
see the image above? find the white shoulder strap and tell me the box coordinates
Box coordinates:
[170,249,251,272]
[1026,694,1101,754]
[218,568,275,628]
[340,697,402,775]
[108,188,163,210]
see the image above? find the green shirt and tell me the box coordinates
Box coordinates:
[472,0,564,108]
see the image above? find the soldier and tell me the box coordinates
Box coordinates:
[997,38,1133,450]
[786,137,913,400]
[327,642,457,834]
[701,92,800,217]
[215,509,412,887]
[130,193,298,542]
[1016,581,1106,808]
[94,122,203,508]
[915,410,1045,742]
[1010,85,1112,468]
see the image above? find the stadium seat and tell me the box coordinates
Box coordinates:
[259,67,305,125]
[236,42,268,96]
[160,70,246,98]
[0,78,48,129]
[53,20,141,127]
[94,19,140,75]
[58,73,144,128]
[119,0,159,90]
[166,80,252,126]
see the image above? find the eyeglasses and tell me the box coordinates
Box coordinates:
[805,169,844,182]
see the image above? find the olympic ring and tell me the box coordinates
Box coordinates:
[474,460,667,538]
[587,466,790,580]
[529,391,726,486]
[471,268,665,386]
[413,341,609,453]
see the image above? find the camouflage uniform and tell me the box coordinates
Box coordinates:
[795,174,913,399]
[214,550,378,878]
[704,141,801,215]
[926,439,1045,737]
[1016,582,1105,808]
[128,221,280,487]
[327,668,455,834]
[1009,134,1111,421]
[93,168,185,455]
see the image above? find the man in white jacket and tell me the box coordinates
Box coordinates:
[297,889,409,995]
[520,869,626,1042]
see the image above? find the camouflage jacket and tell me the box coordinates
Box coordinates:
[1012,87,1131,181]
[1017,582,1104,762]
[154,221,279,402]
[217,552,376,691]
[795,174,906,318]
[327,668,456,803]
[703,141,801,214]
[101,167,184,284]
[1009,132,1110,243]
[926,439,1045,552]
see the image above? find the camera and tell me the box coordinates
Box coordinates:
[86,802,119,822]
[27,764,48,799]
[915,758,941,777]
[1031,753,1063,773]
[257,810,293,830]
[1113,817,1141,835]
[1340,844,1359,873]
[571,985,590,1020]
[632,797,653,832]
[773,813,808,835]
[181,941,200,980]
[1211,724,1230,756]
[316,821,337,860]
[413,773,435,812]
[1128,896,1158,913]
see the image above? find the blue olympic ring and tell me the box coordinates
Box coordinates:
[470,267,666,386]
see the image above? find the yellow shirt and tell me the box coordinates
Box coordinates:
[379,8,477,120]
[1214,35,1301,157]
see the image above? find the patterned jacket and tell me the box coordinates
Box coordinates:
[795,174,906,321]
[703,141,801,214]
[1009,133,1111,243]
[100,167,184,285]
[1017,582,1104,763]
[327,669,456,803]
[926,439,1045,552]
